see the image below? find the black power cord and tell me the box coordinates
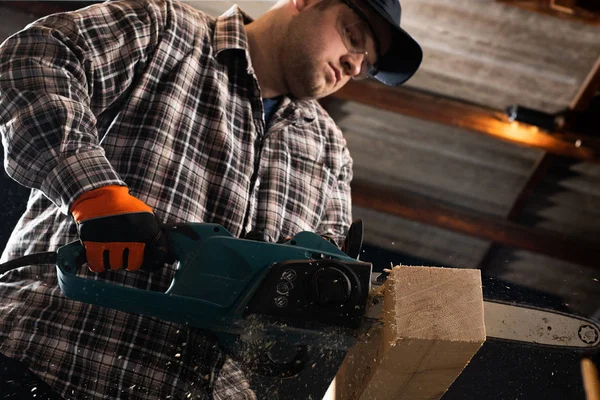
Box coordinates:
[0,252,57,275]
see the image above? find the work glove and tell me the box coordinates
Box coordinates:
[70,185,169,273]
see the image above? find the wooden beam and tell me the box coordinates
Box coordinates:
[552,0,577,10]
[331,81,598,161]
[351,179,600,269]
[476,152,556,269]
[477,56,600,269]
[506,153,556,221]
[333,266,485,400]
[570,56,600,112]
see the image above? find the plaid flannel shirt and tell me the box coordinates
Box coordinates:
[0,0,353,398]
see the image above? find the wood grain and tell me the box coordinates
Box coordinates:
[333,266,485,400]
[401,0,600,113]
[351,179,600,269]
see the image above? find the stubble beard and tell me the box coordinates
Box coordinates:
[289,57,326,100]
[281,22,329,100]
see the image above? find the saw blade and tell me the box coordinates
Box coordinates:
[484,300,600,350]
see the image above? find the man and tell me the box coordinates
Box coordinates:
[0,0,421,398]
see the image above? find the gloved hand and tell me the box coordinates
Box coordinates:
[70,185,169,273]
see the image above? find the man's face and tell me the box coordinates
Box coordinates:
[280,0,391,100]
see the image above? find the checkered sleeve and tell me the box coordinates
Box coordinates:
[211,356,257,400]
[317,140,354,247]
[0,0,162,214]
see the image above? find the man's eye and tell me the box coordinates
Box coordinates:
[345,25,364,49]
[343,27,356,47]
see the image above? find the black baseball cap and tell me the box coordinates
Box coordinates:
[364,0,422,86]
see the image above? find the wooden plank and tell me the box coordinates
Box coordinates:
[351,179,600,269]
[332,266,485,400]
[497,0,600,26]
[395,0,599,112]
[582,359,600,400]
[331,81,597,161]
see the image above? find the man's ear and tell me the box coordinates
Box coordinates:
[292,0,308,12]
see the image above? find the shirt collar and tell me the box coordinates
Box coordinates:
[214,6,253,68]
[273,97,317,127]
[214,6,316,124]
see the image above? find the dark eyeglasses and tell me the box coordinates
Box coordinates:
[338,0,380,80]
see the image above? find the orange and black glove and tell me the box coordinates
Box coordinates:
[70,185,169,273]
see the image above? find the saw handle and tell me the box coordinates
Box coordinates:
[54,223,279,326]
[56,222,212,275]
[54,224,246,326]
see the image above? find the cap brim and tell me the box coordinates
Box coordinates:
[368,8,423,86]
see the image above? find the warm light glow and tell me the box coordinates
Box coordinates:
[490,119,553,146]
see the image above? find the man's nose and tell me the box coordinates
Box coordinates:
[341,52,364,77]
